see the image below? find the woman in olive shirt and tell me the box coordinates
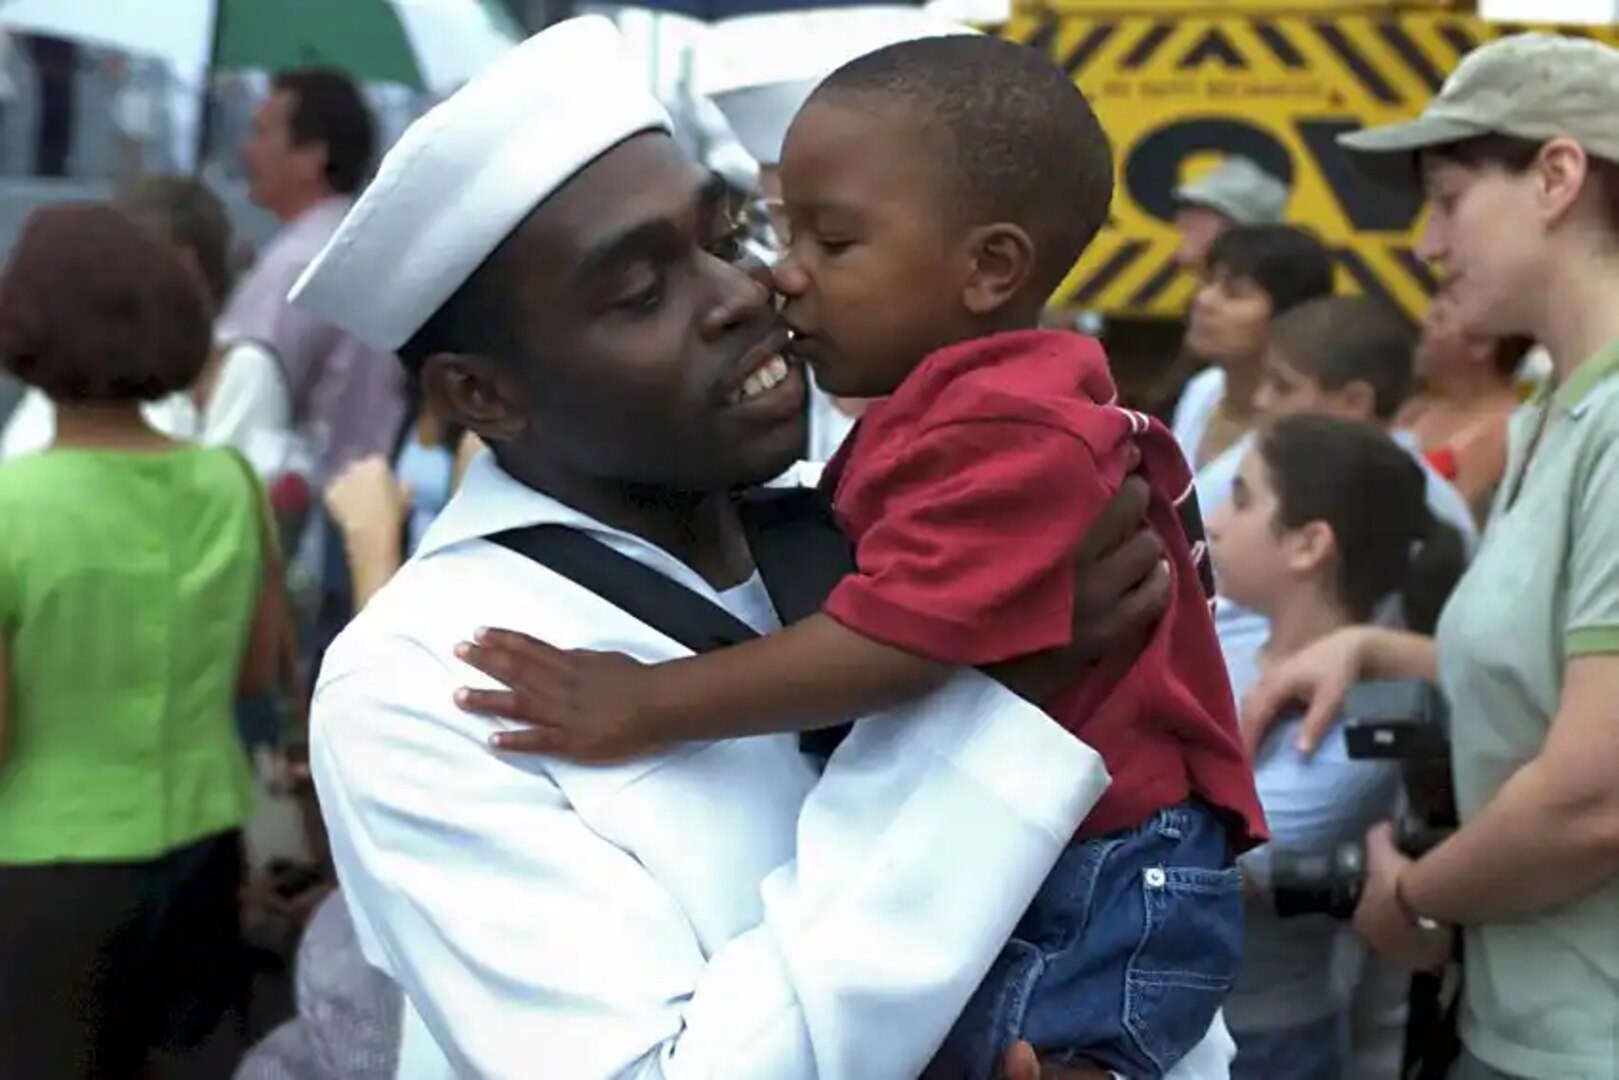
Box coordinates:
[0,205,281,1077]
[1244,35,1619,1080]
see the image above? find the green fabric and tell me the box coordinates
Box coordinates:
[1434,339,1619,1078]
[213,0,522,90]
[0,446,261,863]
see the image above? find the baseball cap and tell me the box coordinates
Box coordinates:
[1173,157,1290,226]
[1339,32,1619,183]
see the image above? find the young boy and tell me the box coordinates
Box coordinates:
[463,36,1265,1079]
[1254,295,1480,550]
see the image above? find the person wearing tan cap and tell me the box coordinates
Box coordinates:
[1171,156,1291,272]
[1243,32,1619,1080]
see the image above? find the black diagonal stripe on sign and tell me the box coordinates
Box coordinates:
[1392,246,1440,296]
[1060,24,1118,77]
[1020,19,1058,55]
[1436,20,1480,62]
[1313,22,1402,105]
[1251,19,1307,69]
[1377,20,1445,92]
[1122,22,1176,70]
[1335,247,1400,311]
[1178,27,1247,70]
[1071,241,1148,308]
[1128,256,1184,309]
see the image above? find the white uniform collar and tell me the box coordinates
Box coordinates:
[416,449,746,603]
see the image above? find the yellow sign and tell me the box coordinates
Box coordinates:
[996,12,1619,317]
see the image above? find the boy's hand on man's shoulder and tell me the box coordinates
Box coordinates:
[454,629,666,763]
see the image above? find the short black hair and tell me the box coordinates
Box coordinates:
[398,250,519,376]
[1270,296,1418,420]
[273,69,376,196]
[811,34,1114,294]
[0,203,212,403]
[1206,224,1336,317]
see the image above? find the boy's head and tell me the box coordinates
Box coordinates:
[1255,296,1418,425]
[775,35,1114,397]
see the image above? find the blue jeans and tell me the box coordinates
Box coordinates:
[932,801,1244,1079]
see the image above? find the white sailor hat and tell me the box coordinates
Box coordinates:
[291,16,672,353]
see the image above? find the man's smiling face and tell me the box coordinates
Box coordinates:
[430,132,808,496]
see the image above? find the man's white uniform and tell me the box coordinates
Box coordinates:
[295,17,1238,1078]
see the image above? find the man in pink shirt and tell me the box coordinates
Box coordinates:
[222,69,406,484]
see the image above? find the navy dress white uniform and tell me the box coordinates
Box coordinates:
[292,17,1238,1078]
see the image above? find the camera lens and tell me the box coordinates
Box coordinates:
[1271,841,1367,921]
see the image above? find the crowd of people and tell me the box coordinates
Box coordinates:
[0,15,1615,1080]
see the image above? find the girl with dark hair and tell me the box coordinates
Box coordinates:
[0,204,284,1077]
[1205,414,1466,1080]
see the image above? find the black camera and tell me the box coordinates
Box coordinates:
[1269,679,1457,921]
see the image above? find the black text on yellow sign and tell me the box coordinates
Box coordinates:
[997,13,1619,318]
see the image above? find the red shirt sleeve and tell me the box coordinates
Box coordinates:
[824,415,1128,666]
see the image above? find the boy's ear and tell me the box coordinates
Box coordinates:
[962,223,1037,317]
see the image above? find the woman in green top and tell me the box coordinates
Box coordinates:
[1244,34,1619,1080]
[0,204,281,1078]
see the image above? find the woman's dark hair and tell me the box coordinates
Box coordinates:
[1269,296,1419,421]
[116,175,234,309]
[0,203,213,403]
[1257,413,1466,633]
[1205,224,1337,317]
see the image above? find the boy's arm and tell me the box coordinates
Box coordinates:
[460,613,948,761]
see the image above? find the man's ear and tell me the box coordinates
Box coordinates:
[422,353,529,443]
[962,222,1037,317]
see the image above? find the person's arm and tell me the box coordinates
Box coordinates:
[1399,654,1619,923]
[323,456,409,613]
[0,630,9,765]
[1240,625,1438,756]
[463,417,1125,761]
[237,460,290,698]
[313,636,1108,1079]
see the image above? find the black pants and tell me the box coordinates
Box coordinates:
[0,830,246,1079]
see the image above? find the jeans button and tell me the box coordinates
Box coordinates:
[1144,867,1167,888]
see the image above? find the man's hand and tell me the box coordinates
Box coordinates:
[1001,1040,1112,1080]
[988,469,1170,703]
[454,629,666,762]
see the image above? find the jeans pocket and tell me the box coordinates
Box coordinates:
[1124,863,1245,1075]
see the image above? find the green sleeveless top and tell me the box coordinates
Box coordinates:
[0,445,261,862]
